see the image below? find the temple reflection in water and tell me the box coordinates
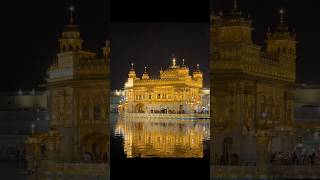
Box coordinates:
[114,115,210,158]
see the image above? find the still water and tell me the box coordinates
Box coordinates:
[111,113,210,158]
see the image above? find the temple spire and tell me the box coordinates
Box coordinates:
[234,0,238,10]
[69,5,75,24]
[128,62,136,78]
[279,8,285,26]
[59,5,82,52]
[229,0,242,18]
[172,57,177,67]
[142,66,149,79]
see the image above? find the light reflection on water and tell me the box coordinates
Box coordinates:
[111,114,210,158]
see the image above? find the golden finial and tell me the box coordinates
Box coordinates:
[172,57,176,67]
[279,8,285,26]
[131,63,134,70]
[196,64,200,71]
[69,5,75,24]
[144,66,147,73]
[182,59,185,66]
[234,0,238,10]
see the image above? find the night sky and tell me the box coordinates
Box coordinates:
[2,0,320,91]
[1,0,108,91]
[110,23,209,90]
[212,0,320,84]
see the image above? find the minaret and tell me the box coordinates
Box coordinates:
[171,57,178,68]
[266,9,297,56]
[181,59,186,67]
[213,0,253,44]
[58,6,83,53]
[229,0,241,17]
[193,64,203,85]
[142,66,150,80]
[128,63,136,79]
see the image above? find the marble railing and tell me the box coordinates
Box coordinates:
[48,162,108,171]
[122,112,210,119]
[38,162,109,179]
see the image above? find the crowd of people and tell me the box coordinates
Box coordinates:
[83,152,109,164]
[270,148,320,165]
[212,147,320,166]
[150,109,186,114]
[148,109,209,114]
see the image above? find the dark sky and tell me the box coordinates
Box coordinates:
[2,0,319,91]
[1,0,108,91]
[110,23,210,90]
[212,0,320,84]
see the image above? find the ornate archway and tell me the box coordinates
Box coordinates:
[81,133,109,163]
[135,103,144,113]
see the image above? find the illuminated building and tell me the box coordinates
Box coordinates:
[208,1,320,179]
[121,58,205,114]
[25,6,110,179]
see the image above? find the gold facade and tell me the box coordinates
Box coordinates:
[121,59,204,114]
[211,2,300,179]
[26,10,110,179]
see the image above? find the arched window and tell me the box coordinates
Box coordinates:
[94,105,101,120]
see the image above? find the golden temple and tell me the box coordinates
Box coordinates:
[120,58,206,115]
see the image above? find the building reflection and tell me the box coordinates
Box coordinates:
[115,116,210,158]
